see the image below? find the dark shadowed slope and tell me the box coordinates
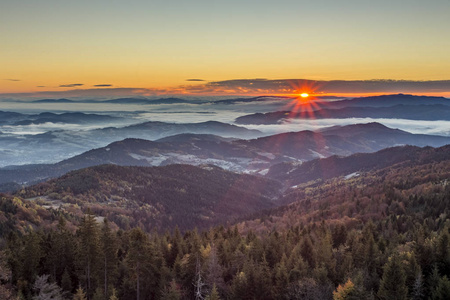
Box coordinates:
[267,144,450,188]
[22,164,282,231]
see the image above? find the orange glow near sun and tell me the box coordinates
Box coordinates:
[279,80,325,122]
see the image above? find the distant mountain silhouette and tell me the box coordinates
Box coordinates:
[235,94,450,124]
[103,97,194,104]
[12,112,121,125]
[236,122,450,159]
[97,120,263,140]
[235,104,450,124]
[32,98,75,103]
[330,93,450,107]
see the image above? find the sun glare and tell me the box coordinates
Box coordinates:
[300,93,309,98]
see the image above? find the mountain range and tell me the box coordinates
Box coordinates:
[13,141,450,232]
[235,94,450,124]
[1,122,449,189]
[236,104,450,124]
[0,111,125,126]
[0,121,262,167]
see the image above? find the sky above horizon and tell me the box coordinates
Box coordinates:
[2,0,450,96]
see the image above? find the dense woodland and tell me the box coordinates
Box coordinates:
[17,164,281,232]
[0,148,449,299]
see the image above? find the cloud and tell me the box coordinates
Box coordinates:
[4,79,21,82]
[1,79,449,101]
[186,79,206,82]
[37,86,46,88]
[0,88,159,100]
[204,79,450,95]
[93,84,113,87]
[59,83,84,88]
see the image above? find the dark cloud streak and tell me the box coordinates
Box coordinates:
[206,79,450,94]
[59,83,84,88]
[93,84,113,87]
[1,79,449,100]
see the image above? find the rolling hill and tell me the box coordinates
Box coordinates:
[21,164,282,231]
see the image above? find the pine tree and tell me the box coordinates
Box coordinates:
[168,226,184,267]
[92,287,104,300]
[61,268,72,293]
[161,280,182,300]
[274,255,289,299]
[109,288,118,300]
[0,251,13,300]
[427,264,441,296]
[205,284,220,300]
[333,279,355,300]
[411,271,424,300]
[230,271,248,300]
[436,230,450,276]
[316,228,336,282]
[126,228,149,300]
[73,286,87,300]
[378,254,408,300]
[32,275,63,300]
[431,276,450,300]
[300,235,316,269]
[205,243,225,293]
[21,232,43,287]
[100,219,118,298]
[77,211,100,297]
[194,256,206,300]
[47,216,74,282]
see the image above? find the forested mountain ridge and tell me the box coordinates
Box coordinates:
[267,144,450,187]
[1,146,450,300]
[18,164,282,232]
[241,145,450,233]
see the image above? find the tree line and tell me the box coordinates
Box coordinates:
[1,210,449,300]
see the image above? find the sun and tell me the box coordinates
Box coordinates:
[300,93,309,98]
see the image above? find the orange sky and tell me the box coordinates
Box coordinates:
[1,1,449,96]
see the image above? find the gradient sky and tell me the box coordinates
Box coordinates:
[1,0,449,95]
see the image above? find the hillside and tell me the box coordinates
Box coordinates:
[237,122,450,160]
[3,135,450,300]
[21,164,282,231]
[267,144,450,187]
[242,144,450,233]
